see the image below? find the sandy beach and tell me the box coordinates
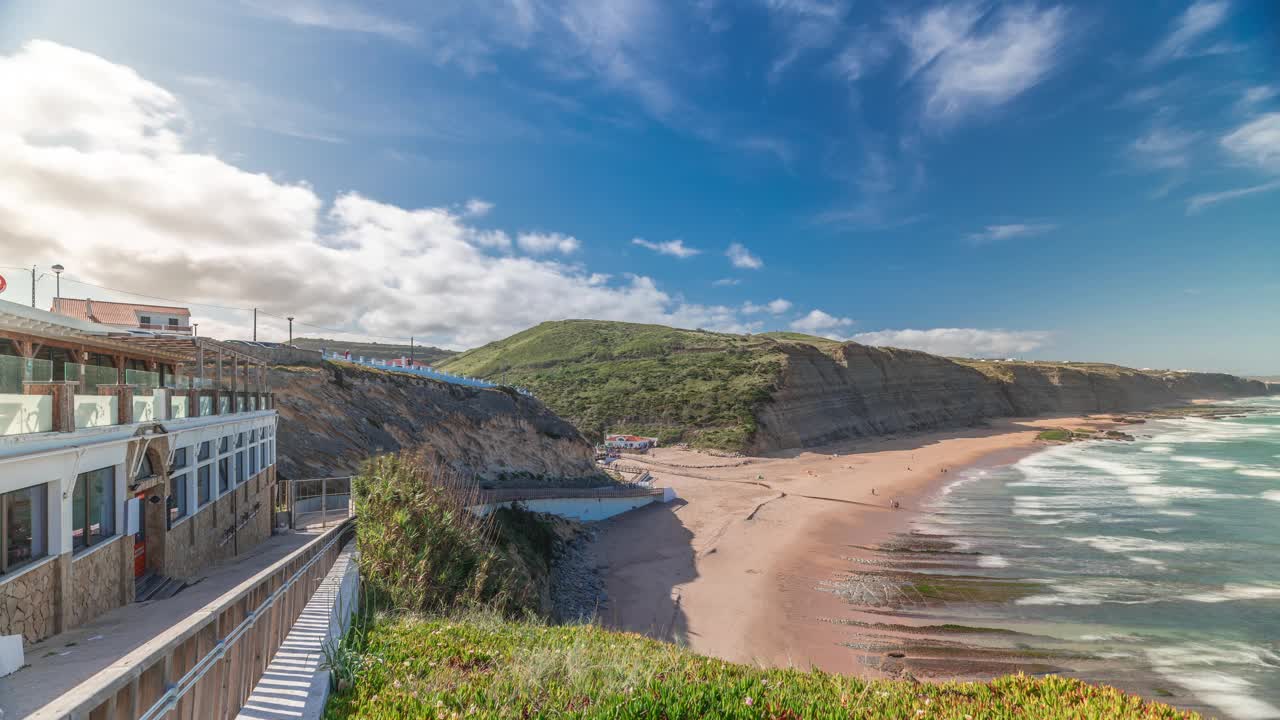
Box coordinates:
[592,414,1120,676]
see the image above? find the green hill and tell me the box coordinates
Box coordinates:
[438,320,800,449]
[292,337,456,364]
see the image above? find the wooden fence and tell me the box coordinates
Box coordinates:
[32,520,355,720]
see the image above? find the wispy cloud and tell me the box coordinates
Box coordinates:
[712,277,741,287]
[240,0,419,44]
[632,237,701,258]
[1144,0,1232,66]
[1131,125,1200,169]
[851,328,1050,357]
[463,198,494,217]
[966,222,1057,245]
[791,309,854,338]
[743,298,793,315]
[1238,85,1279,110]
[897,2,1071,128]
[726,242,764,269]
[761,0,850,84]
[1221,113,1280,173]
[1187,178,1280,213]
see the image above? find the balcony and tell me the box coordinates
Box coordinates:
[136,323,192,334]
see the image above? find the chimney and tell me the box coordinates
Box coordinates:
[85,297,95,322]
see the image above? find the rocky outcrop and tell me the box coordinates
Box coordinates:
[271,362,606,486]
[749,342,1271,453]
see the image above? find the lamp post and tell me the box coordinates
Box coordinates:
[287,317,294,345]
[193,323,199,338]
[51,264,64,305]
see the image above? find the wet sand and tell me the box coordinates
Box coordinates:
[592,414,1119,675]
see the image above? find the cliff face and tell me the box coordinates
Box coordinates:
[749,344,1271,453]
[270,362,606,486]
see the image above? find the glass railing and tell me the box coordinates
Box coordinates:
[0,355,54,436]
[219,396,230,415]
[236,395,246,413]
[65,363,119,393]
[199,395,214,416]
[167,374,191,390]
[125,368,160,393]
[171,395,189,419]
[133,394,164,423]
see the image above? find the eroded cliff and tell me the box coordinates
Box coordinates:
[749,343,1271,452]
[271,362,607,486]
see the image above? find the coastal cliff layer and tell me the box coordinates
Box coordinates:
[270,361,606,486]
[751,343,1270,452]
[436,320,1270,453]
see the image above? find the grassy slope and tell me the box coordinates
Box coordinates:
[324,614,1197,719]
[438,320,790,449]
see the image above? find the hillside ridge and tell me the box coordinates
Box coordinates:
[439,319,1270,452]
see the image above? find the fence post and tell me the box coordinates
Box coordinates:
[289,480,295,531]
[321,477,328,528]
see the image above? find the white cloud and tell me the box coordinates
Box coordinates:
[726,242,763,269]
[832,30,892,84]
[1187,179,1280,214]
[851,328,1050,357]
[1239,85,1279,109]
[897,2,1070,127]
[1144,0,1231,66]
[966,223,1056,245]
[516,231,580,255]
[712,277,741,287]
[464,198,495,217]
[632,237,701,258]
[790,309,854,338]
[240,0,419,44]
[1131,125,1200,169]
[743,298,793,315]
[0,40,781,348]
[761,0,850,84]
[1221,113,1280,173]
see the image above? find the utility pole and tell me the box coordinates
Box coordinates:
[287,316,294,345]
[52,264,64,305]
[253,308,258,342]
[409,336,414,367]
[30,265,36,308]
[193,323,199,338]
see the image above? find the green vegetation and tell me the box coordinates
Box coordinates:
[323,612,1197,719]
[352,454,557,616]
[438,320,806,449]
[1036,429,1073,442]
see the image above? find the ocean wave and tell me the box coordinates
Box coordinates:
[1127,556,1167,568]
[1066,535,1197,554]
[977,554,1009,568]
[1172,455,1241,470]
[1263,491,1280,504]
[1237,468,1280,479]
[1184,583,1280,603]
[1142,445,1174,454]
[1157,509,1197,517]
[1147,643,1280,720]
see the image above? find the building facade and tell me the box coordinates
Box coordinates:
[50,297,193,335]
[0,301,277,646]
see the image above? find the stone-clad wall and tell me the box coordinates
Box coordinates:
[164,467,276,580]
[70,535,132,629]
[0,556,59,643]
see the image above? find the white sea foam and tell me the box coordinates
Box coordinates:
[1157,509,1197,517]
[1148,643,1280,720]
[1127,556,1166,568]
[1237,468,1280,479]
[1172,455,1241,470]
[1142,445,1174,454]
[1184,584,1280,603]
[1066,535,1193,554]
[1263,490,1280,503]
[977,554,1009,568]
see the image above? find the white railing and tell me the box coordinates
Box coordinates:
[322,351,535,397]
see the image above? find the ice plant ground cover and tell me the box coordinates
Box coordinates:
[322,612,1198,719]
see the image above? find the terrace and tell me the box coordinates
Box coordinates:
[0,301,273,442]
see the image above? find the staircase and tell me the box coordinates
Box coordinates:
[134,573,189,602]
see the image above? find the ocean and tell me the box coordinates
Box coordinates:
[915,398,1280,720]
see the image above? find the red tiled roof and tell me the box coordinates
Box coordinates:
[51,297,191,326]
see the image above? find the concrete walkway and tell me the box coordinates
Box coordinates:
[0,529,322,719]
[237,545,359,720]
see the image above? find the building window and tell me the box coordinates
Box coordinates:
[2,484,48,574]
[168,473,188,526]
[219,458,230,494]
[260,442,267,471]
[197,465,211,505]
[219,436,229,454]
[198,441,211,462]
[135,453,155,481]
[236,451,246,484]
[140,315,151,325]
[72,467,116,552]
[173,446,188,470]
[167,318,178,327]
[250,443,258,475]
[237,432,245,448]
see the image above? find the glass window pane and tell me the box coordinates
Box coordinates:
[219,458,229,493]
[4,484,47,572]
[168,473,188,525]
[236,452,245,484]
[198,465,211,505]
[74,467,115,550]
[173,446,188,469]
[198,441,210,461]
[72,474,87,550]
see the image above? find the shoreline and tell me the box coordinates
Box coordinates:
[591,413,1124,674]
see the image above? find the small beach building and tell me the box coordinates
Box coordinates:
[51,297,194,336]
[604,434,659,450]
[0,299,277,647]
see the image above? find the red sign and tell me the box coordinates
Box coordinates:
[0,274,6,294]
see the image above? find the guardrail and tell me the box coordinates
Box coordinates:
[33,519,356,720]
[321,351,535,397]
[476,486,665,503]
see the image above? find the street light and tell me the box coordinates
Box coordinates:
[193,323,199,338]
[287,317,294,345]
[51,264,64,304]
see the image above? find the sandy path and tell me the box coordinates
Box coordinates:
[593,415,1107,674]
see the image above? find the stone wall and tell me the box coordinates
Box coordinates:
[164,466,275,580]
[70,535,132,629]
[0,556,59,643]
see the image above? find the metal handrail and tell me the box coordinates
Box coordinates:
[137,522,353,720]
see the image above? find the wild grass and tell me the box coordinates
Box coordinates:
[322,612,1199,719]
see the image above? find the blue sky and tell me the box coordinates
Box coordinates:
[0,0,1277,373]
